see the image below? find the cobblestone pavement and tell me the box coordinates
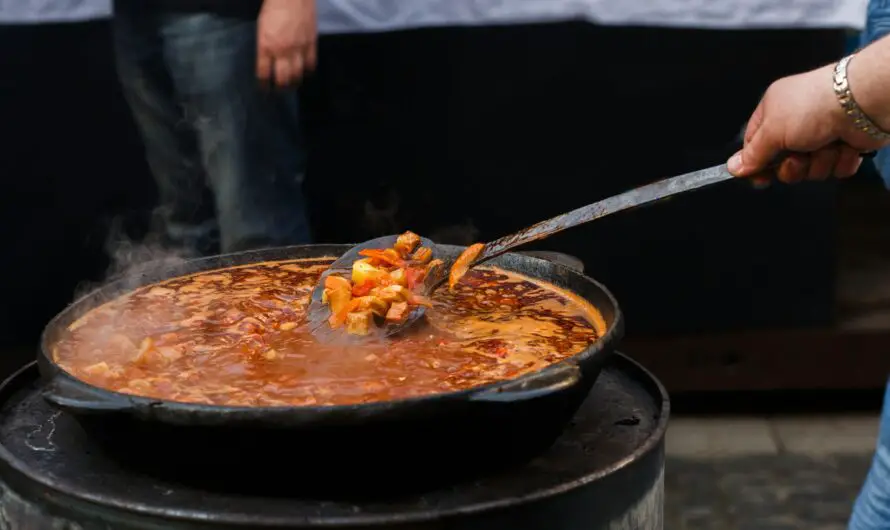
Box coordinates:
[665,454,873,530]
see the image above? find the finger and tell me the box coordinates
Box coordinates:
[728,124,785,178]
[728,100,769,177]
[776,154,809,184]
[745,124,787,176]
[807,147,840,181]
[305,42,318,72]
[834,146,864,179]
[274,56,294,88]
[744,98,766,144]
[257,52,273,84]
[289,53,305,86]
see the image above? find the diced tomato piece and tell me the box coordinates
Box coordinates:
[405,267,426,290]
[352,282,375,297]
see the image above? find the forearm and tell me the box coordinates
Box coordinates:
[848,33,890,132]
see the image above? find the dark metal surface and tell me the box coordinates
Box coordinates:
[0,353,668,529]
[37,244,623,489]
[518,251,584,273]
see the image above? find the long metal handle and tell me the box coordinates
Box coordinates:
[477,164,735,263]
[428,149,876,292]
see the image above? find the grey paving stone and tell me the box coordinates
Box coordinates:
[666,418,778,457]
[771,416,879,456]
[665,454,872,530]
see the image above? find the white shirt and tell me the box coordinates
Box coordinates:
[0,0,111,24]
[0,0,867,33]
[316,0,869,33]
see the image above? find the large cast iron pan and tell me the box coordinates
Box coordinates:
[37,245,623,495]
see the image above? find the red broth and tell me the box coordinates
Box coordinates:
[52,258,605,407]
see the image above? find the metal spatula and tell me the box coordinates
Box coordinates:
[309,152,875,341]
[307,163,738,341]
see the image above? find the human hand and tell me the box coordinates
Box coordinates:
[257,0,317,89]
[727,65,886,184]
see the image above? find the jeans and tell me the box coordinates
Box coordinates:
[112,1,311,255]
[863,0,890,189]
[850,6,890,523]
[849,383,890,530]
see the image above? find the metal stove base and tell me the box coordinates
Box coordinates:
[0,354,668,530]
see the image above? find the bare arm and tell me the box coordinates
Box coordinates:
[848,34,890,132]
[728,35,890,182]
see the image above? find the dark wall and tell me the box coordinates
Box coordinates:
[0,21,847,367]
[0,22,156,358]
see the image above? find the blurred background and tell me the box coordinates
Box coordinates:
[1,1,888,528]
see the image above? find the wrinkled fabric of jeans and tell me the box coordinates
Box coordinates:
[862,0,890,189]
[112,1,311,254]
[829,7,890,529]
[853,14,890,526]
[849,382,890,530]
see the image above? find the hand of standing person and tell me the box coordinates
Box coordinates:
[728,37,890,183]
[256,0,318,88]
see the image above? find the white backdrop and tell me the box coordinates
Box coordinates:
[0,0,869,29]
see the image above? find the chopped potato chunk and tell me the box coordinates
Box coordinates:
[352,259,387,286]
[325,285,352,317]
[353,296,389,317]
[376,284,409,303]
[346,310,374,335]
[389,268,407,286]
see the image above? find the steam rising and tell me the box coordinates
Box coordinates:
[72,218,194,304]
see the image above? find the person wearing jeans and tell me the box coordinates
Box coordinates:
[846,4,890,527]
[112,0,316,255]
[864,0,890,189]
[726,32,890,529]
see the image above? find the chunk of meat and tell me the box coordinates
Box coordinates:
[412,247,433,263]
[385,301,410,322]
[394,231,421,257]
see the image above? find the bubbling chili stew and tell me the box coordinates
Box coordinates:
[52,258,606,407]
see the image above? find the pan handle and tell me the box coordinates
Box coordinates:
[43,375,135,414]
[469,363,581,403]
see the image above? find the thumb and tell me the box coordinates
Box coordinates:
[727,125,783,177]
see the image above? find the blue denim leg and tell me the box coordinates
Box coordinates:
[849,381,890,530]
[862,0,890,190]
[112,4,219,255]
[113,3,312,253]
